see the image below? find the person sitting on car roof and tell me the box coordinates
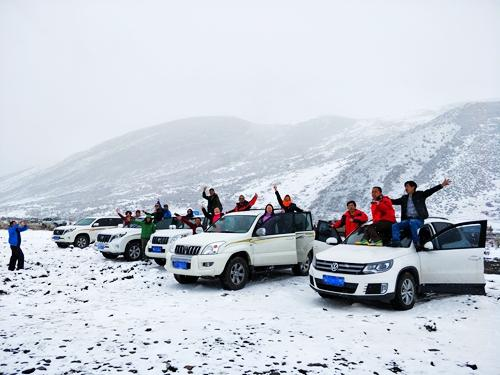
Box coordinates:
[143,200,164,223]
[162,204,172,219]
[331,200,368,237]
[202,186,223,214]
[357,186,396,246]
[390,178,451,247]
[227,193,258,213]
[274,185,303,213]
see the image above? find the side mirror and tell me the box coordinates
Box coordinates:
[195,227,204,234]
[117,224,124,228]
[256,228,266,237]
[326,237,338,245]
[423,241,434,250]
[92,223,100,227]
[169,225,176,229]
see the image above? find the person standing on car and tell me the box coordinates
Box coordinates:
[274,185,303,213]
[144,201,164,223]
[331,200,368,237]
[358,187,396,246]
[116,209,133,227]
[227,193,258,213]
[390,178,451,247]
[202,187,223,214]
[185,208,194,218]
[132,215,156,258]
[7,220,28,271]
[202,206,224,225]
[162,204,172,219]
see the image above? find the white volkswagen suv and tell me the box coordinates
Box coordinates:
[165,210,316,290]
[310,218,487,310]
[52,217,123,249]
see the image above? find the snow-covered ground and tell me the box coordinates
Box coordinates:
[1,231,499,375]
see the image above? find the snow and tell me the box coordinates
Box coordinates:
[1,230,500,374]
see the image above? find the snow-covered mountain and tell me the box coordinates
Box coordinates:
[0,102,499,223]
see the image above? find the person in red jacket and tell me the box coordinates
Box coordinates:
[227,193,258,213]
[331,200,368,237]
[174,214,206,235]
[358,186,396,246]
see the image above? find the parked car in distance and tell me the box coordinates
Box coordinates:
[310,218,487,310]
[42,217,68,229]
[52,217,123,248]
[165,210,315,290]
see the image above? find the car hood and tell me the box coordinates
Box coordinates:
[316,244,413,264]
[99,228,141,236]
[153,229,193,237]
[55,225,79,231]
[174,232,247,247]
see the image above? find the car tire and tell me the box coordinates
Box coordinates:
[220,256,249,290]
[124,241,142,261]
[102,252,119,259]
[174,274,199,284]
[74,235,90,249]
[292,251,313,276]
[154,258,166,266]
[392,272,417,310]
[56,243,69,248]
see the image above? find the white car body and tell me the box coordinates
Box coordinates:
[93,226,142,258]
[310,218,487,309]
[52,217,123,248]
[145,228,194,261]
[165,210,316,290]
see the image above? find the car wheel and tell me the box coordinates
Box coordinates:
[154,258,166,266]
[220,256,249,290]
[124,241,142,261]
[392,272,417,310]
[174,274,199,284]
[74,235,90,249]
[102,252,119,259]
[292,251,313,276]
[56,243,69,248]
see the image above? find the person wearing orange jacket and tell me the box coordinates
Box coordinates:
[331,200,368,237]
[227,193,258,213]
[358,186,396,246]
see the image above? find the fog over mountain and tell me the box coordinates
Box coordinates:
[0,102,498,223]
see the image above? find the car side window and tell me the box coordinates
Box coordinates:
[94,218,109,226]
[276,213,295,234]
[110,218,122,226]
[432,223,483,250]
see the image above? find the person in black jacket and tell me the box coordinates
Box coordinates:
[144,201,164,223]
[391,178,451,247]
[202,187,223,214]
[274,185,303,213]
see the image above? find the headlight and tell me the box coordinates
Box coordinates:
[200,241,226,255]
[63,228,76,234]
[110,233,126,242]
[362,260,393,274]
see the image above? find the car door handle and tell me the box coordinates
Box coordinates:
[468,255,481,261]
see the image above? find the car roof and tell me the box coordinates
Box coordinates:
[224,210,264,217]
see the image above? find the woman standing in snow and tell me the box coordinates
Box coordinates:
[132,215,156,259]
[7,220,28,271]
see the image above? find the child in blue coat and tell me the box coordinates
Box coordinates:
[7,220,28,271]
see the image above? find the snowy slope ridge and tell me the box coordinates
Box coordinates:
[0,102,498,222]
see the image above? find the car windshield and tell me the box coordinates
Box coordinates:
[206,215,256,233]
[129,223,141,228]
[345,225,412,247]
[75,218,96,226]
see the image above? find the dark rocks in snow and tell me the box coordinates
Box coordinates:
[465,363,478,370]
[21,368,36,374]
[424,322,437,332]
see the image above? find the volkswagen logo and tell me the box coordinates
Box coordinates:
[331,262,339,272]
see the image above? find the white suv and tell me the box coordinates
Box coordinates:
[310,218,487,310]
[145,216,206,266]
[52,217,123,249]
[165,210,315,290]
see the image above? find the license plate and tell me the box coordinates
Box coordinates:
[97,243,105,250]
[151,246,163,253]
[173,261,189,269]
[52,236,60,241]
[323,275,345,287]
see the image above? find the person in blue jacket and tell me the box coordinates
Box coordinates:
[7,220,28,271]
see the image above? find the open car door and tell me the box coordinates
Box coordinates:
[315,220,342,244]
[418,220,487,295]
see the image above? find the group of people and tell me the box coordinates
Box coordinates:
[5,178,451,271]
[330,178,451,247]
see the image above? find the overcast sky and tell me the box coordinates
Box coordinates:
[1,0,499,175]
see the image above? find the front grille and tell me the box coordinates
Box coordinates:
[175,244,201,255]
[152,236,169,245]
[315,278,358,294]
[314,259,366,275]
[53,229,64,235]
[97,234,112,243]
